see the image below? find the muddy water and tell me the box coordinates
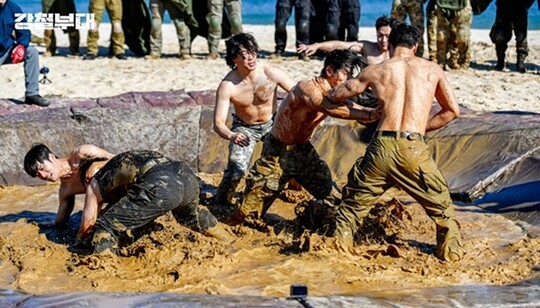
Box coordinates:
[0,177,539,303]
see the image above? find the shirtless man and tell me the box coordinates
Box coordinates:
[233,50,378,231]
[23,143,114,225]
[77,150,230,254]
[297,15,394,66]
[213,32,295,206]
[326,23,464,261]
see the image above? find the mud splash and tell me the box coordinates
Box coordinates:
[0,177,539,300]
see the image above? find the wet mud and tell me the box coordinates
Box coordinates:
[0,177,539,298]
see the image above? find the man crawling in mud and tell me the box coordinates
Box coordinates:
[326,23,464,262]
[24,143,115,226]
[76,150,230,254]
[232,50,379,231]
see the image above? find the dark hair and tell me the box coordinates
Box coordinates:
[225,32,259,69]
[375,15,396,30]
[389,23,420,49]
[320,49,365,77]
[24,143,56,177]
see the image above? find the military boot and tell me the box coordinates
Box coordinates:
[495,45,506,71]
[68,30,81,56]
[516,52,527,73]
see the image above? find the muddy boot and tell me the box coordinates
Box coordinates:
[436,223,464,262]
[516,52,527,73]
[44,29,56,56]
[69,30,81,56]
[92,231,120,255]
[495,45,506,71]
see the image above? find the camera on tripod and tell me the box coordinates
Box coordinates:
[39,66,51,84]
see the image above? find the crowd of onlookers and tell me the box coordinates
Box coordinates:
[0,0,538,107]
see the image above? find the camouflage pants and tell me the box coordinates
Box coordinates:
[87,0,125,56]
[238,134,340,221]
[93,161,218,253]
[489,0,531,57]
[216,115,273,204]
[43,0,80,55]
[391,0,425,57]
[435,2,472,68]
[207,0,243,53]
[149,0,191,55]
[426,0,437,61]
[274,0,311,52]
[335,131,464,261]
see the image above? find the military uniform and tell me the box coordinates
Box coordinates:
[489,0,536,72]
[91,150,220,253]
[274,0,311,56]
[326,0,361,42]
[391,0,425,57]
[42,0,80,56]
[206,0,242,55]
[335,131,464,262]
[87,0,125,57]
[238,134,340,228]
[435,0,472,69]
[149,0,197,58]
[216,114,273,205]
[426,0,437,61]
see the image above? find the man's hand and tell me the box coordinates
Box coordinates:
[11,45,25,64]
[85,161,107,184]
[297,44,317,56]
[230,132,250,147]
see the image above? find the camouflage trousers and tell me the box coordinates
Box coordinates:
[43,0,80,56]
[93,161,219,253]
[149,0,191,56]
[216,114,273,205]
[335,131,464,261]
[238,134,340,221]
[274,0,311,52]
[391,0,425,57]
[435,2,472,69]
[426,0,437,61]
[207,0,243,53]
[87,0,125,56]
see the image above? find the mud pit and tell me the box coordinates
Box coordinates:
[0,176,539,298]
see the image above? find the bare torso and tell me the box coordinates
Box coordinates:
[225,63,280,124]
[271,77,330,144]
[357,41,390,66]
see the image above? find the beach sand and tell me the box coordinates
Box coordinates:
[0,25,539,299]
[0,24,539,113]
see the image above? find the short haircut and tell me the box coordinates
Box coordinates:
[24,143,56,177]
[225,32,259,69]
[389,23,420,49]
[320,49,366,77]
[375,15,395,30]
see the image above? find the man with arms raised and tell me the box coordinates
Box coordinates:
[213,33,295,206]
[233,50,378,231]
[326,23,464,262]
[24,143,114,226]
[297,15,394,66]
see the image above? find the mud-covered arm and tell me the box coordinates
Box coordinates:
[427,71,460,132]
[76,178,103,240]
[55,185,76,225]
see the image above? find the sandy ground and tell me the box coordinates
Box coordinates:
[0,25,539,113]
[0,25,539,298]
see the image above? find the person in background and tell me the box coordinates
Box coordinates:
[434,0,472,70]
[490,0,537,72]
[271,0,311,60]
[146,0,197,60]
[0,0,50,106]
[326,0,361,42]
[84,0,126,60]
[391,0,425,57]
[42,0,80,57]
[206,0,243,59]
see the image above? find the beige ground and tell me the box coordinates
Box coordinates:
[0,25,539,113]
[0,25,539,297]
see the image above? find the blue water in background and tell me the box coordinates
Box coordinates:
[13,0,540,30]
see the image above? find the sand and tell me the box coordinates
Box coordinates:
[0,25,539,113]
